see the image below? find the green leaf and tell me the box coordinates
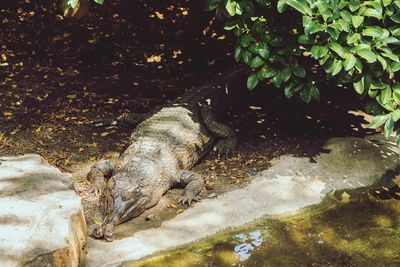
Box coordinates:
[250,56,265,69]
[302,15,312,27]
[270,37,284,47]
[292,65,306,77]
[225,0,237,16]
[285,0,312,16]
[330,43,345,58]
[381,52,399,62]
[223,20,238,30]
[284,82,297,98]
[281,67,292,82]
[277,0,288,13]
[353,78,364,94]
[258,43,270,59]
[369,114,389,128]
[305,21,326,35]
[67,0,79,8]
[394,92,400,105]
[363,1,382,13]
[243,50,253,64]
[205,0,221,11]
[391,13,400,23]
[94,0,104,4]
[394,84,400,93]
[328,59,343,76]
[340,10,352,22]
[347,33,361,44]
[298,34,314,44]
[356,48,377,63]
[244,1,255,14]
[349,0,361,12]
[393,109,400,122]
[371,81,387,89]
[248,43,259,54]
[381,86,392,105]
[383,0,392,6]
[247,73,259,90]
[338,19,350,32]
[364,74,372,92]
[354,57,363,72]
[390,26,400,37]
[241,34,252,47]
[309,83,320,100]
[383,37,400,45]
[234,27,242,37]
[343,53,356,71]
[235,0,245,15]
[363,8,382,20]
[362,27,384,38]
[384,116,394,138]
[269,55,285,64]
[377,55,387,70]
[352,16,364,28]
[369,88,378,98]
[390,61,400,72]
[234,45,243,62]
[319,57,329,67]
[300,86,312,103]
[259,67,277,79]
[326,26,340,40]
[311,45,329,59]
[273,71,284,87]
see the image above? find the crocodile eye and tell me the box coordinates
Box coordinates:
[122,189,141,201]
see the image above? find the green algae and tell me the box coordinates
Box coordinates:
[121,195,400,267]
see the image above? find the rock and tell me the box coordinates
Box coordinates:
[86,135,400,266]
[0,154,87,267]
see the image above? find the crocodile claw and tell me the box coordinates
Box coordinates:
[214,138,236,159]
[178,195,201,206]
[103,224,114,242]
[92,226,104,239]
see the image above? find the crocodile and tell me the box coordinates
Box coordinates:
[87,67,248,241]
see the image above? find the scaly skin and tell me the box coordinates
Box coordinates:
[87,67,248,241]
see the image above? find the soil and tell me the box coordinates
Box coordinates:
[0,0,378,239]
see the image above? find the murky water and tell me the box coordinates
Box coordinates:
[122,194,400,267]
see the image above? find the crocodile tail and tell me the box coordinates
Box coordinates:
[203,65,250,88]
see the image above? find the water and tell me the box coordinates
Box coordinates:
[233,230,263,261]
[123,196,400,267]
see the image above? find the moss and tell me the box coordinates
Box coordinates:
[123,194,400,267]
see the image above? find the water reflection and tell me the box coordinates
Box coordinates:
[233,230,263,261]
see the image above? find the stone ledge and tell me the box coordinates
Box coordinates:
[0,154,87,267]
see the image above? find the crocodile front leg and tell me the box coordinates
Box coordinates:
[175,170,204,205]
[200,104,237,158]
[87,159,115,196]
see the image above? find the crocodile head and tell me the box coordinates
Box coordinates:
[93,172,150,241]
[107,172,150,222]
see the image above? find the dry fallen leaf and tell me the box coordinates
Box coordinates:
[146,54,162,63]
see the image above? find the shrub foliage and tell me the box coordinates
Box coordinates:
[206,0,400,143]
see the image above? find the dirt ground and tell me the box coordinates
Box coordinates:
[0,0,378,239]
